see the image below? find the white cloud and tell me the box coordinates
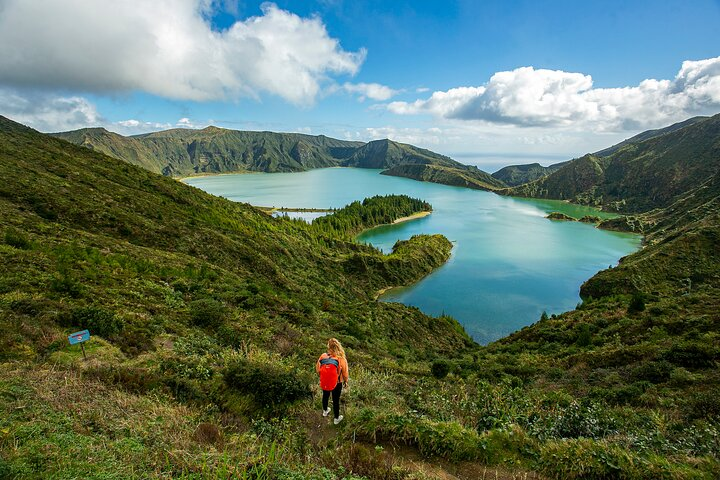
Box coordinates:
[114,119,173,135]
[342,82,399,101]
[387,57,720,131]
[342,126,444,146]
[0,1,365,105]
[0,88,101,132]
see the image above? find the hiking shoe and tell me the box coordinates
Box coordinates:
[322,407,330,417]
[333,415,344,425]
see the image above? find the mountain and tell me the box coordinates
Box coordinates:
[502,114,720,212]
[382,163,506,191]
[593,116,709,158]
[342,138,459,169]
[491,160,570,186]
[490,117,709,188]
[53,126,363,176]
[53,125,507,192]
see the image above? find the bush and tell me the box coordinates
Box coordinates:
[687,391,720,421]
[49,275,84,298]
[576,323,592,347]
[631,360,673,383]
[431,359,451,379]
[628,292,646,314]
[663,342,717,369]
[224,359,310,409]
[4,227,30,249]
[189,298,225,327]
[65,306,124,338]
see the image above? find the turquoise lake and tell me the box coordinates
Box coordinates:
[185,168,641,344]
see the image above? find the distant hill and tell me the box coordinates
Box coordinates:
[502,114,720,212]
[491,117,709,188]
[342,138,459,169]
[491,161,569,186]
[53,126,363,176]
[55,126,465,174]
[382,163,506,191]
[54,125,506,192]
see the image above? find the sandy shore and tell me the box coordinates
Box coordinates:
[176,171,256,182]
[392,211,432,224]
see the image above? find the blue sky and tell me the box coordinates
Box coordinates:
[0,0,719,171]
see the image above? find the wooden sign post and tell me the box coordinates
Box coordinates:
[68,330,90,359]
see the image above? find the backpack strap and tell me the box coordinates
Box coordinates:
[319,357,339,368]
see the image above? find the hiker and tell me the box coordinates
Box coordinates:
[316,338,349,425]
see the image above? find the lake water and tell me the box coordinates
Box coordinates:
[185,168,641,344]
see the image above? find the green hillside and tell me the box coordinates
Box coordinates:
[593,116,709,158]
[491,117,709,188]
[491,160,569,186]
[2,115,719,479]
[52,127,466,178]
[343,138,459,169]
[53,126,510,194]
[53,126,363,176]
[503,114,720,212]
[382,163,507,191]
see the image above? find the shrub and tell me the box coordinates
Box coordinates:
[189,298,225,327]
[663,342,717,369]
[628,292,646,313]
[431,359,451,379]
[4,227,30,249]
[65,306,124,338]
[224,359,310,409]
[537,439,638,479]
[576,323,592,347]
[631,360,673,383]
[49,275,83,298]
[686,391,720,421]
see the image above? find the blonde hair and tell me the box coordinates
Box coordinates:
[327,338,346,359]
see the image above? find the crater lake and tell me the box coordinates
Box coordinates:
[184,168,641,344]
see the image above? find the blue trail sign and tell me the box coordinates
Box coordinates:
[68,330,90,359]
[68,330,90,345]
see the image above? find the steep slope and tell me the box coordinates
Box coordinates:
[503,114,720,212]
[53,126,364,176]
[382,163,506,191]
[53,127,474,179]
[492,117,708,188]
[593,116,709,158]
[342,138,460,169]
[491,160,570,186]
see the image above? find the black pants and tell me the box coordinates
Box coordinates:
[322,382,343,418]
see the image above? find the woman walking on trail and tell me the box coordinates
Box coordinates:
[316,338,349,425]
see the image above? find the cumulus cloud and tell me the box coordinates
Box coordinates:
[0,88,101,132]
[388,57,720,131]
[342,82,399,101]
[0,1,365,105]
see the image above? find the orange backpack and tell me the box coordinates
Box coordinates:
[319,355,340,391]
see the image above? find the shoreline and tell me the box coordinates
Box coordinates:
[176,170,256,182]
[392,211,432,224]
